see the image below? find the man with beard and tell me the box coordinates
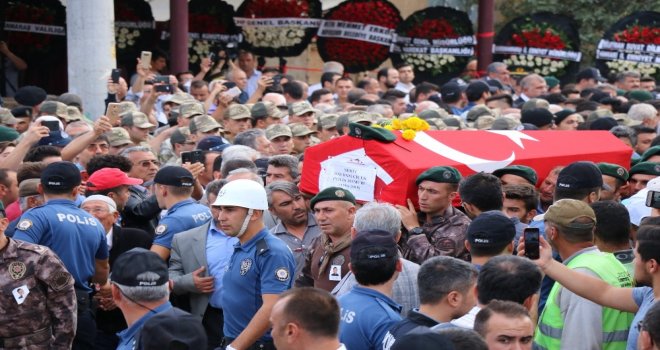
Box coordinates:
[266,181,321,278]
[378,68,399,93]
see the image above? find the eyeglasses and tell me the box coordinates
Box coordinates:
[183,141,197,145]
[137,159,160,167]
[277,105,288,111]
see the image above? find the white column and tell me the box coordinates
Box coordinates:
[66,0,115,120]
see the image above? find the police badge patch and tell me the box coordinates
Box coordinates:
[16,219,32,231]
[275,267,290,282]
[332,255,345,266]
[50,271,71,291]
[240,258,253,275]
[9,262,27,280]
[155,224,167,235]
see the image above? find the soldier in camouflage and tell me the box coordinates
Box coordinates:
[0,208,77,349]
[397,166,471,264]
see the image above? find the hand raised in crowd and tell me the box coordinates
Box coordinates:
[199,57,212,74]
[516,235,553,270]
[106,78,118,94]
[182,161,204,180]
[256,75,273,92]
[396,199,420,231]
[136,57,150,77]
[192,266,215,293]
[216,92,235,108]
[24,122,51,144]
[93,116,113,135]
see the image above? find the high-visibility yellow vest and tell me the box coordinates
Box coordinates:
[534,250,634,350]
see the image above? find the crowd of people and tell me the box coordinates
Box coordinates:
[1,47,660,350]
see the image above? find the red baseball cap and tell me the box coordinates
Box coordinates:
[86,168,143,191]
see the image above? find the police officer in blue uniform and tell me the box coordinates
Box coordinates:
[13,161,110,350]
[214,179,295,350]
[150,166,212,260]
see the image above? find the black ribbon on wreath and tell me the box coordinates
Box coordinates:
[595,11,660,81]
[235,0,322,58]
[316,0,402,73]
[390,6,475,86]
[494,12,581,84]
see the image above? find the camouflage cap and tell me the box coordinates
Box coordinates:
[179,102,205,119]
[252,101,286,119]
[170,127,191,145]
[118,101,138,117]
[190,115,223,133]
[266,124,292,140]
[0,108,17,125]
[597,162,629,182]
[416,166,462,185]
[475,115,496,130]
[492,165,538,185]
[106,127,132,146]
[289,123,317,137]
[319,114,339,130]
[40,101,69,120]
[629,162,660,176]
[347,110,374,124]
[224,104,252,120]
[545,199,596,228]
[289,101,315,117]
[168,92,195,105]
[66,106,83,122]
[251,102,269,118]
[121,111,154,128]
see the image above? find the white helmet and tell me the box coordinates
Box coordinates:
[213,179,268,210]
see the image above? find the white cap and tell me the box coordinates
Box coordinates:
[646,176,660,192]
[82,194,117,212]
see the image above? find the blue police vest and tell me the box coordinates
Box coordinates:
[13,199,108,292]
[221,229,295,341]
[152,199,212,249]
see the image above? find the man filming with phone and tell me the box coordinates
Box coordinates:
[523,199,634,350]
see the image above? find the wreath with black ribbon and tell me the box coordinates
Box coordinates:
[390,6,474,85]
[494,12,581,83]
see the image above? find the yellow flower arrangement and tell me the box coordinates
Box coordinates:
[401,129,417,141]
[383,116,430,141]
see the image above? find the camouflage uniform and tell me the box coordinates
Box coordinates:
[295,234,351,292]
[0,238,76,349]
[403,206,471,264]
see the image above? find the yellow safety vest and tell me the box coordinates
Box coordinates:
[534,250,634,350]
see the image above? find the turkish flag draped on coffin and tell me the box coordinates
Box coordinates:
[300,130,632,207]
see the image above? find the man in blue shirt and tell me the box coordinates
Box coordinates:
[338,229,403,350]
[169,180,238,349]
[14,161,109,350]
[111,248,173,350]
[150,166,212,260]
[215,179,295,350]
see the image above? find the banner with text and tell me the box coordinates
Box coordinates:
[391,35,475,56]
[4,21,65,36]
[493,45,582,62]
[596,39,660,64]
[317,20,394,46]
